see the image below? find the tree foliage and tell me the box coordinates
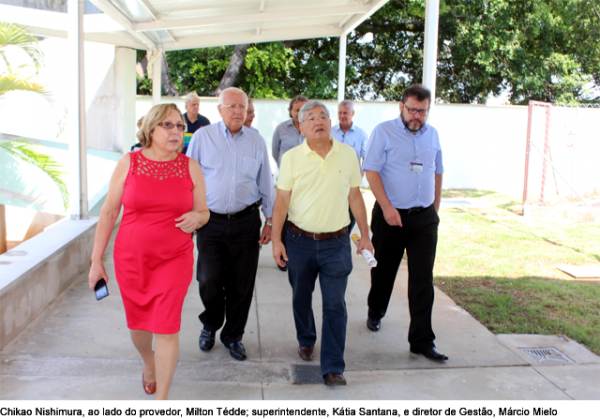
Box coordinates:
[141,0,599,104]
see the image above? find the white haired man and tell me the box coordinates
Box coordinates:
[183,92,211,154]
[331,99,369,232]
[186,87,275,361]
[332,100,369,170]
[272,100,373,386]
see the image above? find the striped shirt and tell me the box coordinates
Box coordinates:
[186,121,275,217]
[363,118,444,209]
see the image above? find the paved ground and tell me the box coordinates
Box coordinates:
[1,228,599,400]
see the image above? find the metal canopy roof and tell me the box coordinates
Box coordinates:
[3,0,390,52]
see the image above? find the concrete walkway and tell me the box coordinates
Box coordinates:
[1,229,599,400]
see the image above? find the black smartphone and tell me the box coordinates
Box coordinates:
[94,278,109,301]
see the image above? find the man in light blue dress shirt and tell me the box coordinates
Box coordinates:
[331,100,369,171]
[363,85,448,362]
[331,100,369,232]
[186,87,275,362]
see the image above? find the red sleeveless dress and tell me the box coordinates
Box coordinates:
[114,150,194,334]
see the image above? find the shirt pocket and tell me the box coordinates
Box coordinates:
[423,146,439,171]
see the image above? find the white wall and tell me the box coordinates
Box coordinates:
[137,97,529,194]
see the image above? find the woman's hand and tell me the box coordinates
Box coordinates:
[89,261,108,291]
[175,212,205,233]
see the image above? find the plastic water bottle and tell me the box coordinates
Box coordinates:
[351,233,378,267]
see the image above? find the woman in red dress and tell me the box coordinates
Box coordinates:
[88,103,209,400]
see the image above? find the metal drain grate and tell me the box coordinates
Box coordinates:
[519,347,575,364]
[290,364,322,384]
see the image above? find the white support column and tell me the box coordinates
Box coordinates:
[68,0,89,220]
[337,33,347,103]
[422,0,440,106]
[152,49,162,105]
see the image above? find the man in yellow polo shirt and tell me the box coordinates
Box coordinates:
[271,100,373,386]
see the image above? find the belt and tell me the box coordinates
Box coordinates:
[210,199,262,220]
[397,204,432,214]
[288,222,348,240]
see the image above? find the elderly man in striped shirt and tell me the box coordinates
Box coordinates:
[186,87,275,361]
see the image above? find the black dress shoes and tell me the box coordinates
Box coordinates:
[410,347,449,361]
[366,317,381,332]
[227,341,247,361]
[199,329,215,351]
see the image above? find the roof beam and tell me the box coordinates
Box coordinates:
[341,0,390,35]
[135,5,371,32]
[88,0,157,50]
[134,0,177,43]
[0,4,148,49]
[161,25,344,51]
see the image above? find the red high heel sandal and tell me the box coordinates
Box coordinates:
[142,374,156,395]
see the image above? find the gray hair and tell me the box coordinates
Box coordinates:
[218,87,248,106]
[185,92,200,105]
[338,100,354,110]
[299,100,330,123]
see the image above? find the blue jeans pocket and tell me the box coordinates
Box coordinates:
[286,228,301,244]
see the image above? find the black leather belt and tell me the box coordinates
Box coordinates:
[398,204,432,214]
[210,199,262,220]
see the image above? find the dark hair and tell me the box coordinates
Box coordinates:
[288,95,308,118]
[402,85,431,104]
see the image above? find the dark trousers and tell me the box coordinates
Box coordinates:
[196,210,261,346]
[286,228,353,376]
[367,202,439,351]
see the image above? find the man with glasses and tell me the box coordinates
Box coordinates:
[271,100,373,386]
[363,85,447,362]
[186,87,275,361]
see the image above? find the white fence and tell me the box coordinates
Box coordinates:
[137,97,529,195]
[1,36,531,201]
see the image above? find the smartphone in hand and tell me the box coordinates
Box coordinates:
[94,278,109,301]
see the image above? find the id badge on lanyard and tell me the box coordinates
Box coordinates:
[411,156,423,173]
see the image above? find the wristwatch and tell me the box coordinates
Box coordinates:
[265,221,273,227]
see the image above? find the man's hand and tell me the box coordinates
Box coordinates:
[356,236,375,255]
[382,204,402,227]
[175,212,203,233]
[259,224,272,244]
[272,240,288,268]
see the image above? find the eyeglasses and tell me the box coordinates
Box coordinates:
[402,103,429,116]
[301,116,329,124]
[157,121,185,132]
[220,104,247,112]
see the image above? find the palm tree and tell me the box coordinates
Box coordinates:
[0,21,50,97]
[0,21,67,253]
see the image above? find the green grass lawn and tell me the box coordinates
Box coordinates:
[434,190,600,354]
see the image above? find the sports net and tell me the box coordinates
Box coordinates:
[523,101,600,216]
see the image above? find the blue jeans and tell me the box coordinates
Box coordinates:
[286,228,353,376]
